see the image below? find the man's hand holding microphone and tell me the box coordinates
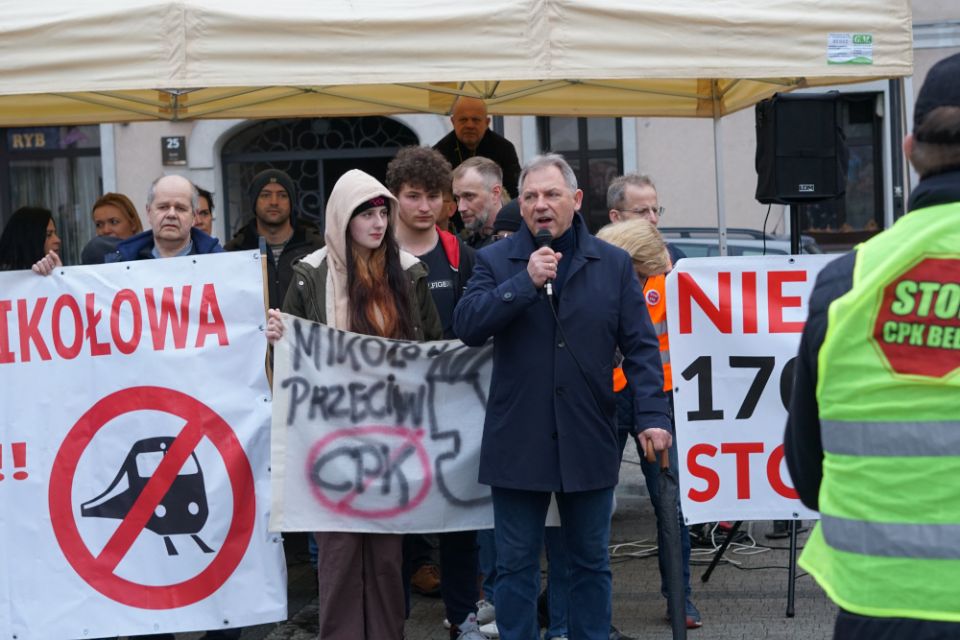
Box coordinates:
[528,228,560,296]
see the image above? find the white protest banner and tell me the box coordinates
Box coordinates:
[0,252,286,640]
[270,314,494,533]
[667,255,837,524]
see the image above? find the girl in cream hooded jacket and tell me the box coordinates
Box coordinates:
[282,169,441,341]
[269,169,441,640]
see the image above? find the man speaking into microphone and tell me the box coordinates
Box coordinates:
[454,154,671,640]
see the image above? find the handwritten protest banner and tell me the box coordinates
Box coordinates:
[0,252,286,640]
[667,255,836,524]
[270,313,494,533]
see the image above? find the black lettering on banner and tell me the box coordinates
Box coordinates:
[289,318,451,373]
[291,321,320,372]
[281,320,493,510]
[282,375,425,428]
[681,355,724,421]
[779,356,797,410]
[425,342,494,507]
[729,356,775,419]
[310,442,416,505]
[682,355,792,422]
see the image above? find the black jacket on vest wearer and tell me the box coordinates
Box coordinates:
[224,220,325,309]
[433,129,522,199]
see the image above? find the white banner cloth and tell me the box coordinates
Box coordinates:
[270,314,494,533]
[667,255,837,524]
[0,252,286,640]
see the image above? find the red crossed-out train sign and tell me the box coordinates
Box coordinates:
[48,386,255,609]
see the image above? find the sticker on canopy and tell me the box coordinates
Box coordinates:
[828,33,873,65]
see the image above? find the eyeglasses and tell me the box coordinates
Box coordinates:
[616,206,665,218]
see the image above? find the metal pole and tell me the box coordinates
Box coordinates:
[713,116,729,257]
[786,520,799,617]
[888,78,906,222]
[701,520,742,582]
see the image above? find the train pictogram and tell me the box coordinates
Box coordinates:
[81,437,214,556]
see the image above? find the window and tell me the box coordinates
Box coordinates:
[537,118,623,232]
[0,126,102,266]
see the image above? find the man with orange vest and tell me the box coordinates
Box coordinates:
[606,175,701,631]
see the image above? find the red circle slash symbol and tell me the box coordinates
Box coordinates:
[49,386,255,609]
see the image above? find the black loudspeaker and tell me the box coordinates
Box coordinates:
[755,92,848,204]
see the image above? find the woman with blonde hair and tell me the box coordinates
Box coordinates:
[91,192,143,238]
[595,217,671,281]
[266,169,441,640]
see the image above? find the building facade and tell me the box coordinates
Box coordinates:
[2,1,956,264]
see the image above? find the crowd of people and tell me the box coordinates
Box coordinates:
[3,95,696,640]
[18,64,960,640]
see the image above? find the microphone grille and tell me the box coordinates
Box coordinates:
[534,228,553,248]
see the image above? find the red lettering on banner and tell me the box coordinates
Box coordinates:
[85,293,111,356]
[742,271,758,334]
[52,295,83,359]
[0,284,230,364]
[0,300,14,363]
[721,442,765,499]
[687,444,720,502]
[110,290,143,354]
[768,271,806,333]
[678,272,732,334]
[145,286,191,349]
[195,284,228,348]
[765,444,798,498]
[18,297,50,362]
[687,441,801,502]
[677,269,815,334]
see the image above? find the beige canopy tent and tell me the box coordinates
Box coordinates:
[1,0,912,126]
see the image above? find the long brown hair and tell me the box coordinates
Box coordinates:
[346,216,417,339]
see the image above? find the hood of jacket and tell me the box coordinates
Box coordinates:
[323,169,400,330]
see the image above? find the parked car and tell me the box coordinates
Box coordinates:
[658,227,823,256]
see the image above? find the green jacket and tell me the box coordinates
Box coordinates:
[282,247,443,342]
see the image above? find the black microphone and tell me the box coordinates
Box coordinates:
[534,228,554,297]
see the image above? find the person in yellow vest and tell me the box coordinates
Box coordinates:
[597,217,702,631]
[784,52,960,639]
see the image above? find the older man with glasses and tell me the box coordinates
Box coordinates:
[607,173,684,265]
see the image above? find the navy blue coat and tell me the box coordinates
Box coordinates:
[453,215,670,492]
[105,228,223,262]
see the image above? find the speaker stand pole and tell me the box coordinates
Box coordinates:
[712,102,729,257]
[701,520,742,583]
[786,520,799,617]
[789,203,802,255]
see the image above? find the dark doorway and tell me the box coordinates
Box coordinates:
[221,117,419,238]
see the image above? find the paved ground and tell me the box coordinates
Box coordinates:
[171,448,837,640]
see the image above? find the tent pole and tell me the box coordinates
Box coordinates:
[712,116,729,256]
